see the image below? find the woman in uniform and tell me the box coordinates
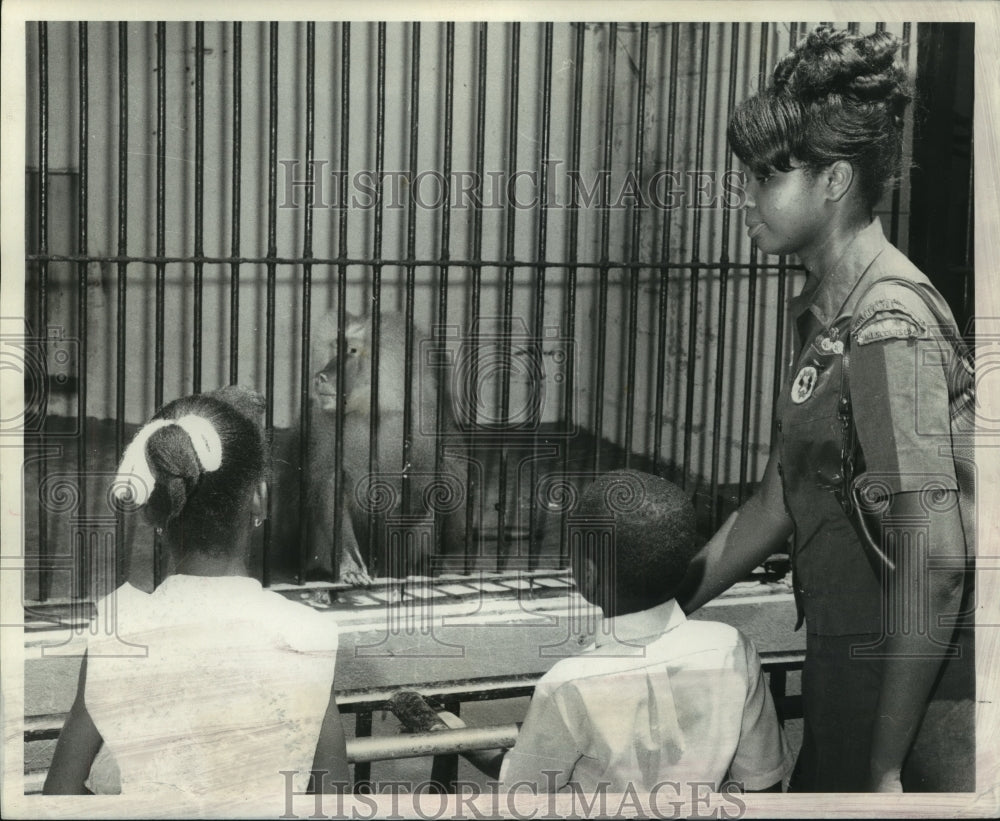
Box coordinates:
[677,26,974,792]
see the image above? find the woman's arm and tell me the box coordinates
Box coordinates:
[676,446,794,614]
[43,654,104,795]
[868,490,967,792]
[310,688,351,793]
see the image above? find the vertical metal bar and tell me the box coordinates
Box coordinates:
[262,21,279,586]
[559,22,585,566]
[353,711,373,790]
[496,22,520,573]
[154,21,167,588]
[463,22,488,573]
[229,23,242,384]
[709,24,740,529]
[592,22,617,474]
[737,23,769,504]
[367,22,387,576]
[847,22,860,35]
[433,23,455,565]
[875,22,886,34]
[155,23,166,413]
[652,24,680,476]
[428,699,461,791]
[193,22,205,392]
[330,22,351,585]
[115,22,129,588]
[76,22,89,600]
[889,22,911,247]
[789,23,798,49]
[297,23,316,585]
[402,23,421,533]
[527,22,553,569]
[623,24,649,465]
[37,21,50,601]
[964,150,974,325]
[769,668,788,725]
[681,23,711,492]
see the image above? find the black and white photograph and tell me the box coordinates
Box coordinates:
[2,1,998,817]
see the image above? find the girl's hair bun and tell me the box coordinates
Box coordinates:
[773,26,908,114]
[729,25,912,212]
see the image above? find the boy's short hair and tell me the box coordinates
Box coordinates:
[573,470,698,614]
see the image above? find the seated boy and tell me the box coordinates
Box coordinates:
[433,469,792,793]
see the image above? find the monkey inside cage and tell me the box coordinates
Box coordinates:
[23,20,940,607]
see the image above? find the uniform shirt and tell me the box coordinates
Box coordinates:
[498,599,792,793]
[776,217,962,635]
[84,574,339,807]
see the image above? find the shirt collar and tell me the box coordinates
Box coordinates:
[594,598,686,649]
[788,216,889,327]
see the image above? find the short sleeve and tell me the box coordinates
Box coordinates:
[267,593,340,654]
[728,637,793,790]
[850,331,958,495]
[499,678,581,793]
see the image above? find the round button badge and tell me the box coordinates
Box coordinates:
[790,365,818,404]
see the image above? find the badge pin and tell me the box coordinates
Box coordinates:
[831,340,844,355]
[820,337,832,352]
[791,365,818,404]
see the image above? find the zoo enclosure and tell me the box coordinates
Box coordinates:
[24,20,950,601]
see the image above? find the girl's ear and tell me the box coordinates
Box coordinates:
[825,160,855,202]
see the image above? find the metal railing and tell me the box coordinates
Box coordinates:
[24,651,804,794]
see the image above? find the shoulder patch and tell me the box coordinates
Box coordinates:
[852,309,926,346]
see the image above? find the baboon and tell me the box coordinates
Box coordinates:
[304,311,466,583]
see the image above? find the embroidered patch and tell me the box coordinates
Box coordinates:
[791,365,818,404]
[854,313,924,346]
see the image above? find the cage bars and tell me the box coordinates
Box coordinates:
[229,23,242,384]
[591,22,617,475]
[22,21,924,600]
[366,22,388,577]
[708,24,740,528]
[296,23,317,584]
[36,22,50,601]
[462,22,489,573]
[114,23,129,588]
[326,23,353,586]
[496,23,521,572]
[75,23,89,599]
[623,23,649,467]
[652,23,681,478]
[433,23,456,562]
[527,22,554,568]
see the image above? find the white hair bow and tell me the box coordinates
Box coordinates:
[113,415,222,507]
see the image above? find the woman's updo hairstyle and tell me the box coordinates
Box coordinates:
[728,26,912,211]
[137,386,268,556]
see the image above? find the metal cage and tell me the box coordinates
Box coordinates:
[23,20,926,603]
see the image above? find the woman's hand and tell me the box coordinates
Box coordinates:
[676,446,793,614]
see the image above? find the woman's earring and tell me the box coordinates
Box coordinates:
[253,516,263,528]
[155,526,163,536]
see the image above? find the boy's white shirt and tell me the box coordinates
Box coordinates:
[499,598,793,793]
